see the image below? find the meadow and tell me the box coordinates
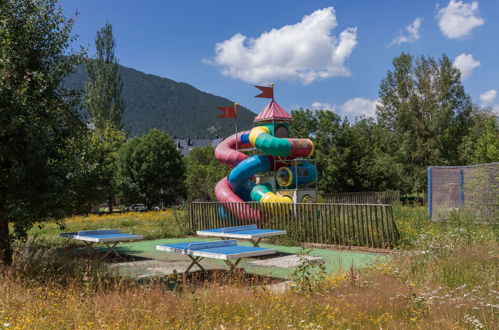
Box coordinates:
[0,206,497,329]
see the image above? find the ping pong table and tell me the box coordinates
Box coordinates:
[196,225,286,247]
[156,240,276,274]
[60,229,143,259]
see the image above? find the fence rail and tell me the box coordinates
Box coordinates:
[323,191,400,205]
[189,202,399,249]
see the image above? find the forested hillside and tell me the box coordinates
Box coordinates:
[65,63,255,137]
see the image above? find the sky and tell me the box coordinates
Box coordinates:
[60,0,499,119]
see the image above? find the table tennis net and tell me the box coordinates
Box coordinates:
[221,225,258,233]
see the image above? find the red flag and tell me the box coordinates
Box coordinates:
[216,105,237,119]
[255,85,274,99]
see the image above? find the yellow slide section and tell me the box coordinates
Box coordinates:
[260,192,292,204]
[249,126,270,146]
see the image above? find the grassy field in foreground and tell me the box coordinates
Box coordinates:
[1,206,497,329]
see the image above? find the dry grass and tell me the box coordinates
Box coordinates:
[1,207,497,329]
[1,264,496,329]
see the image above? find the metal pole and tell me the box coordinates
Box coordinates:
[234,103,238,151]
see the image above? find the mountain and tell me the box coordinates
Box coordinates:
[64,64,256,138]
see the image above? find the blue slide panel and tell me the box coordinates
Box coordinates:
[228,155,271,194]
[240,133,250,145]
[277,162,317,189]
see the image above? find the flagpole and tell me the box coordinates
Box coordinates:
[234,103,238,151]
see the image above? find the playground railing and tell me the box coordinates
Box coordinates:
[323,191,400,205]
[189,202,399,249]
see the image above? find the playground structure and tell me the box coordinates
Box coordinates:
[214,93,320,221]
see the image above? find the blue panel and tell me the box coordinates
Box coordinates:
[159,242,272,256]
[459,169,464,208]
[80,234,141,239]
[428,167,432,219]
[232,229,282,235]
[201,246,270,256]
[198,228,282,235]
[228,155,271,192]
[200,228,225,233]
[240,133,250,145]
[159,241,213,250]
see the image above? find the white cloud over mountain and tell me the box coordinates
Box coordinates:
[209,7,358,85]
[453,53,480,79]
[437,0,484,39]
[390,17,423,46]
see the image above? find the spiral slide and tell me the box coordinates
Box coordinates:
[214,126,315,221]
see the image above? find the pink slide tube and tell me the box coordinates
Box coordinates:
[215,178,261,221]
[214,131,262,222]
[214,131,252,168]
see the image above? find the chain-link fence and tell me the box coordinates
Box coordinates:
[428,163,499,222]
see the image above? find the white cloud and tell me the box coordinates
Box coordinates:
[480,90,499,114]
[311,102,335,111]
[453,53,480,79]
[209,7,358,85]
[390,17,423,46]
[480,90,496,106]
[340,98,380,118]
[437,0,484,39]
[311,98,380,120]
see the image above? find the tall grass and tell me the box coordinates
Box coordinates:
[1,206,497,329]
[28,209,189,242]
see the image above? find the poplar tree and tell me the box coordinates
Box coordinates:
[85,22,125,131]
[85,22,126,212]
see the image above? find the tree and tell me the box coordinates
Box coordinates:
[291,109,405,193]
[84,22,126,212]
[0,0,84,265]
[117,129,185,208]
[377,53,474,193]
[185,146,229,200]
[85,22,125,131]
[291,109,355,192]
[65,128,126,213]
[460,111,499,164]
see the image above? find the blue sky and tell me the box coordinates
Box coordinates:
[61,0,499,119]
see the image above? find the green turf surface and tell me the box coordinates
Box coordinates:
[110,238,388,279]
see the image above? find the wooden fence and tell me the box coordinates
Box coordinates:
[324,191,400,205]
[189,202,399,249]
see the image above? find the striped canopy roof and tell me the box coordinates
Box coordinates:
[254,100,293,122]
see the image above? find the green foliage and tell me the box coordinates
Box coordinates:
[460,112,499,164]
[85,22,125,131]
[0,0,85,264]
[93,128,127,211]
[291,248,326,294]
[185,146,229,200]
[63,131,109,213]
[291,109,402,193]
[293,53,490,195]
[117,129,186,207]
[66,65,255,138]
[377,53,475,192]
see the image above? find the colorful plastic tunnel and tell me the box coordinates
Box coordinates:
[214,124,316,221]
